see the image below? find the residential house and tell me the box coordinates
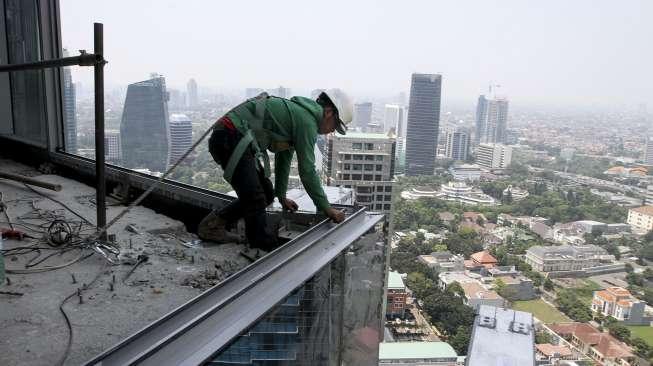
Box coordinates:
[548,323,635,366]
[591,287,652,325]
[417,251,465,273]
[535,343,574,365]
[459,282,506,310]
[466,250,498,270]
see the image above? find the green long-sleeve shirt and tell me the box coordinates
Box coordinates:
[226,96,330,212]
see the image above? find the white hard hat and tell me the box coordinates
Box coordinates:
[321,88,353,135]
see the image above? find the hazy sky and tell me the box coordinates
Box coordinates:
[61,0,652,107]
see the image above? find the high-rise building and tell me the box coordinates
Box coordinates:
[168,89,186,110]
[186,78,198,108]
[169,114,193,165]
[476,143,512,169]
[644,136,653,165]
[444,128,471,161]
[384,104,406,136]
[475,95,509,144]
[646,185,653,206]
[354,102,373,129]
[267,86,291,98]
[105,130,121,163]
[405,73,442,176]
[328,132,396,215]
[62,49,77,154]
[120,75,171,172]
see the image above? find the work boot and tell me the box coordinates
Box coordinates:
[198,211,239,244]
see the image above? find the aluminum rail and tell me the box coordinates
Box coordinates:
[85,207,383,366]
[0,23,108,240]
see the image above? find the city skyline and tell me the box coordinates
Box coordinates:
[59,0,653,107]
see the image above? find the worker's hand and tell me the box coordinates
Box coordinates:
[280,197,299,212]
[324,207,345,223]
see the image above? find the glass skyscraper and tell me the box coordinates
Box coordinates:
[120,76,171,172]
[405,73,442,176]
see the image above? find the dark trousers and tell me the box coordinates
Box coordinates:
[208,125,277,250]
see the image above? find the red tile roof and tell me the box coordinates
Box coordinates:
[549,322,634,359]
[536,343,572,357]
[630,205,653,216]
[471,250,498,265]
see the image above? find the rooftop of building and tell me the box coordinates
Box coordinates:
[378,341,458,360]
[466,305,535,366]
[470,250,498,265]
[548,322,633,358]
[527,244,607,258]
[630,205,653,216]
[388,271,406,290]
[460,282,502,300]
[535,343,573,357]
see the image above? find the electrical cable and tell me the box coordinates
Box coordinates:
[56,256,106,366]
[22,183,94,226]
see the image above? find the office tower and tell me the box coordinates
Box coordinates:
[167,89,186,110]
[328,132,396,215]
[104,130,121,163]
[467,305,535,366]
[120,75,171,172]
[384,104,406,136]
[445,128,471,161]
[476,95,509,144]
[267,86,291,98]
[405,73,442,176]
[186,78,198,108]
[62,49,77,154]
[645,136,653,165]
[476,143,512,169]
[353,102,373,129]
[245,88,265,99]
[169,114,193,165]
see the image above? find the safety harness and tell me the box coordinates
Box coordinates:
[222,93,292,183]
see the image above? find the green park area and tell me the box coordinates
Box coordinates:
[627,326,653,347]
[512,299,571,324]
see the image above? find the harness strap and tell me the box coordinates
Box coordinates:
[223,130,254,183]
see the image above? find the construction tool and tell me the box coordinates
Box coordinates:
[122,254,149,284]
[1,228,33,240]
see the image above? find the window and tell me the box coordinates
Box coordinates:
[385,186,392,192]
[353,154,363,160]
[364,174,373,180]
[358,196,371,203]
[375,204,383,210]
[376,155,384,161]
[375,165,382,171]
[384,204,391,211]
[376,195,383,201]
[353,164,362,171]
[343,174,350,180]
[344,154,351,160]
[385,195,392,201]
[365,143,374,150]
[352,174,362,180]
[358,186,372,194]
[365,155,374,161]
[344,163,351,170]
[374,175,382,181]
[364,164,374,171]
[376,185,384,192]
[345,185,351,188]
[352,143,362,150]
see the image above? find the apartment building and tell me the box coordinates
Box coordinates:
[627,205,653,233]
[591,287,651,325]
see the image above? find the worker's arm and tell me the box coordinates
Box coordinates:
[293,129,331,213]
[274,149,294,202]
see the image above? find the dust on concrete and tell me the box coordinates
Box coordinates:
[0,159,250,366]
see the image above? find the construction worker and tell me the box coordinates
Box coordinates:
[198,89,352,251]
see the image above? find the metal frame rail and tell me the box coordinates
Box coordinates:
[85,207,383,366]
[0,23,108,240]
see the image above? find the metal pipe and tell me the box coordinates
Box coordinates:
[0,171,62,191]
[0,54,97,73]
[93,23,107,240]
